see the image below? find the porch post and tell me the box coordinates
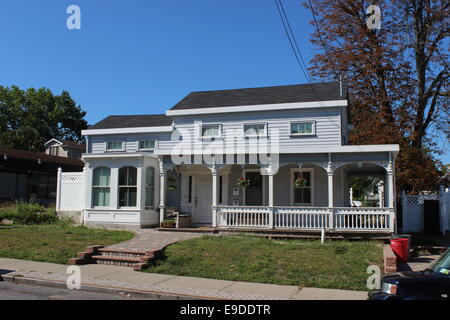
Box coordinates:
[268,173,274,229]
[158,156,166,224]
[211,167,218,228]
[387,172,395,208]
[327,154,334,229]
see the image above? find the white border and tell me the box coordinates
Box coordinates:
[82,126,173,136]
[166,100,347,116]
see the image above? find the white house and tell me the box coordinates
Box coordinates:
[57,81,399,234]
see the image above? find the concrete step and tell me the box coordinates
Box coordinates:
[92,255,142,267]
[98,248,146,258]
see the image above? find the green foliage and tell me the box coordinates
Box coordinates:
[0,85,87,152]
[0,202,58,225]
[350,176,379,202]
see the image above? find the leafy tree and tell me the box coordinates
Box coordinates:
[0,86,87,152]
[303,0,449,192]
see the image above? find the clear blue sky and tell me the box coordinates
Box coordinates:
[0,0,448,163]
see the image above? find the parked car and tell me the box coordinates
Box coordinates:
[369,247,450,300]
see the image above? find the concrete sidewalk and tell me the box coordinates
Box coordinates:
[0,258,368,300]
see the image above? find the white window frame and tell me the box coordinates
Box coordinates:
[242,122,268,138]
[200,124,223,139]
[105,141,125,152]
[118,166,138,208]
[290,168,314,206]
[144,166,155,209]
[289,121,316,136]
[91,166,111,208]
[138,140,156,151]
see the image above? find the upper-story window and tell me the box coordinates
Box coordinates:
[139,140,156,150]
[243,123,267,137]
[290,121,315,136]
[106,141,124,151]
[201,124,222,138]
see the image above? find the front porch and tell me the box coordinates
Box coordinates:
[158,151,397,234]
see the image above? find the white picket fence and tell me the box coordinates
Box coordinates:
[402,187,450,235]
[56,168,85,212]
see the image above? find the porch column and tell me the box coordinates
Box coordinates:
[327,171,334,207]
[268,173,274,229]
[211,169,218,228]
[158,156,166,223]
[159,171,166,223]
[326,154,334,230]
[387,172,394,208]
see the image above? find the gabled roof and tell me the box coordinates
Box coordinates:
[89,114,172,130]
[169,81,347,111]
[44,138,86,150]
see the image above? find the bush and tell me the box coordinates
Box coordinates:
[0,202,58,225]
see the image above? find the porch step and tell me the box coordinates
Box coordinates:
[91,255,142,267]
[98,248,147,258]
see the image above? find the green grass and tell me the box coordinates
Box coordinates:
[144,235,383,291]
[0,224,134,264]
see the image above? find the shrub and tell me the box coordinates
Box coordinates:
[0,202,59,225]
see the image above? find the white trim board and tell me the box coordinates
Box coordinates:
[166,100,348,116]
[82,126,173,136]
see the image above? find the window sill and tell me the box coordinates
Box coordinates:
[289,134,316,137]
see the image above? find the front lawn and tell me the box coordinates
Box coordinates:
[145,235,383,291]
[0,225,134,264]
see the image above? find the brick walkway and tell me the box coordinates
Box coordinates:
[105,229,204,252]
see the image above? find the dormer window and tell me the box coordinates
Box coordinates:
[201,124,221,138]
[106,141,123,151]
[243,123,267,137]
[139,140,155,150]
[290,121,315,136]
[49,146,59,156]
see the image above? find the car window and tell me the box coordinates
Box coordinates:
[430,248,450,275]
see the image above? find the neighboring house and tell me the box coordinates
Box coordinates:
[58,81,399,233]
[0,147,84,206]
[44,138,86,159]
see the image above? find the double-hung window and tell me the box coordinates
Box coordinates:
[243,123,267,137]
[92,167,110,207]
[291,169,313,205]
[201,125,221,138]
[106,141,123,151]
[118,166,137,207]
[139,140,155,150]
[145,167,155,207]
[290,121,315,136]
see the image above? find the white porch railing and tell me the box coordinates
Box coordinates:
[217,206,270,228]
[275,207,330,229]
[216,206,394,232]
[334,208,394,231]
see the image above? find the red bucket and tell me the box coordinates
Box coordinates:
[390,238,409,263]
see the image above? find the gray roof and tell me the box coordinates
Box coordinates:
[170,81,347,110]
[89,114,172,129]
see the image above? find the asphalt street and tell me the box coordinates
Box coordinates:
[0,281,156,300]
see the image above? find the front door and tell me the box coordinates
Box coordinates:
[194,176,212,225]
[244,172,263,205]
